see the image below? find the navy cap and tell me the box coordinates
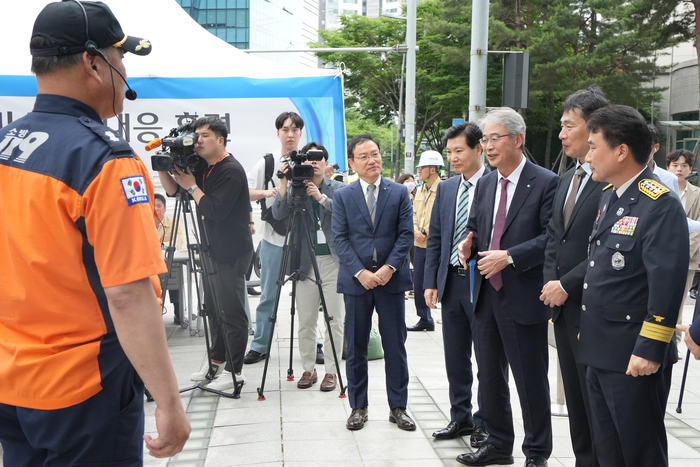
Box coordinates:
[30,1,151,57]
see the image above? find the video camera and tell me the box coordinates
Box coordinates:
[150,125,201,174]
[277,149,325,184]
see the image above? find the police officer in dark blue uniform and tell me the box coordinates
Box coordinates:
[580,105,688,467]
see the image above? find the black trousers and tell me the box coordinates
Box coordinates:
[554,311,598,467]
[207,250,253,374]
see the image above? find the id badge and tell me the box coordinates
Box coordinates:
[317,230,327,245]
[419,216,425,228]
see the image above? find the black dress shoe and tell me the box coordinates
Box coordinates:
[433,419,476,439]
[456,443,514,466]
[247,287,261,296]
[407,322,435,332]
[346,407,368,430]
[389,407,416,431]
[690,289,698,300]
[524,455,548,467]
[470,425,489,448]
[243,350,267,364]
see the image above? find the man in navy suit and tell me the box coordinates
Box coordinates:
[540,86,608,467]
[424,122,488,443]
[332,134,415,431]
[458,108,558,467]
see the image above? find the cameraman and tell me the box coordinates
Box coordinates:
[245,111,304,364]
[272,143,346,391]
[159,116,253,391]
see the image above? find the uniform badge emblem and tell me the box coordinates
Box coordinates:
[653,315,665,322]
[639,179,669,200]
[120,175,149,206]
[611,216,639,236]
[612,251,625,270]
[616,207,624,216]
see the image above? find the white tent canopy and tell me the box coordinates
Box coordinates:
[0,0,347,171]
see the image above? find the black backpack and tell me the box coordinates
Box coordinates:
[258,153,288,236]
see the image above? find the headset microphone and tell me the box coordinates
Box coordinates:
[86,40,137,101]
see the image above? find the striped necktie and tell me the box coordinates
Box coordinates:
[450,180,471,266]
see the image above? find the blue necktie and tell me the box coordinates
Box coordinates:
[450,180,471,266]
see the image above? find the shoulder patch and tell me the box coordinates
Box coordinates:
[638,179,669,200]
[120,176,149,206]
[79,117,133,154]
[602,183,613,191]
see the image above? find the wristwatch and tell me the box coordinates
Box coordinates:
[187,185,197,195]
[506,251,514,266]
[319,194,328,205]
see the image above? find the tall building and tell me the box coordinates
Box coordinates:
[175,0,320,68]
[323,0,405,31]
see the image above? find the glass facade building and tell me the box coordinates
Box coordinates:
[175,0,250,49]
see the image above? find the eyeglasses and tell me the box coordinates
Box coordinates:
[479,134,513,145]
[355,153,382,162]
[280,127,301,135]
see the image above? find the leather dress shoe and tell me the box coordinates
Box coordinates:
[456,443,514,466]
[690,289,698,300]
[319,373,336,392]
[433,419,476,439]
[389,407,416,431]
[243,350,267,364]
[524,455,548,467]
[297,370,318,389]
[346,407,368,430]
[247,286,261,296]
[407,322,435,332]
[470,425,489,448]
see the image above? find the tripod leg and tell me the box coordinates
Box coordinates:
[288,280,297,381]
[677,349,692,413]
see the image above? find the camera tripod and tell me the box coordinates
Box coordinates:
[160,187,244,399]
[256,181,346,400]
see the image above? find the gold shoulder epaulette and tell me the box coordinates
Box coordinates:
[602,184,613,191]
[638,179,669,200]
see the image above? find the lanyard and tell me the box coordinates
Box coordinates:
[202,153,229,192]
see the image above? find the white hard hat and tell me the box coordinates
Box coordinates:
[416,150,444,168]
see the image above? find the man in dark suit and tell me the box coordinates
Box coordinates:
[457,108,558,467]
[580,105,687,467]
[540,87,609,467]
[423,122,488,443]
[332,134,415,431]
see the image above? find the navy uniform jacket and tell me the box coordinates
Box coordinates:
[332,177,413,296]
[579,167,688,372]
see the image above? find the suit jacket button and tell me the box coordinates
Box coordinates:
[561,239,566,244]
[615,243,620,248]
[590,261,595,267]
[582,305,586,311]
[597,240,601,246]
[626,315,631,320]
[583,283,588,289]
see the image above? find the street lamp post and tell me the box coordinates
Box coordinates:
[404,0,417,175]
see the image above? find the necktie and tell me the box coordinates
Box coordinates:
[489,178,509,291]
[366,184,377,262]
[450,180,471,266]
[563,166,586,228]
[366,184,376,225]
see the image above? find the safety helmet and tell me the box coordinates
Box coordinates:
[416,150,444,169]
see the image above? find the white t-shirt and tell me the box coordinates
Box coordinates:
[248,151,286,246]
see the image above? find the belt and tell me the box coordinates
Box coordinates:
[448,264,466,277]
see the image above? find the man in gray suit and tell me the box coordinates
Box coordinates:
[273,142,345,391]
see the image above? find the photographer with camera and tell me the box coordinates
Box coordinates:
[158,116,253,392]
[245,111,305,364]
[272,142,346,390]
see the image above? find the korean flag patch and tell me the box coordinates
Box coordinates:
[120,176,149,206]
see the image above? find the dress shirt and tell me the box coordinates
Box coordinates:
[490,155,527,246]
[563,161,592,210]
[455,166,486,221]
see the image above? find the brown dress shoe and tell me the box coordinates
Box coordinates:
[389,407,416,431]
[297,370,317,389]
[320,373,337,392]
[346,407,368,430]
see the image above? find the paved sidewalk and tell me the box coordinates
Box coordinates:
[141,285,700,467]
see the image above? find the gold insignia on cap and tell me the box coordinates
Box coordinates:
[640,321,674,342]
[639,179,669,200]
[113,35,128,48]
[136,40,151,52]
[653,315,665,322]
[602,183,613,191]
